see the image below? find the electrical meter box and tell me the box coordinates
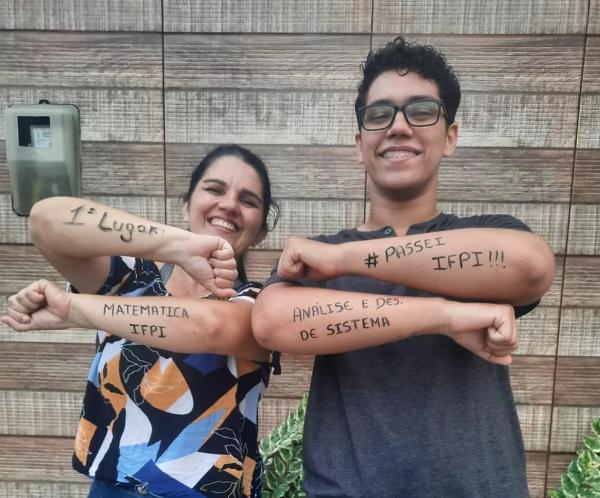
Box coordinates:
[5,101,81,216]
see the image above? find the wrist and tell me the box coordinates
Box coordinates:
[431,297,455,336]
[68,294,90,328]
[163,228,195,265]
[332,243,348,278]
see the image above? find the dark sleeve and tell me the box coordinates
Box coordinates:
[452,213,533,232]
[265,265,325,290]
[453,214,539,318]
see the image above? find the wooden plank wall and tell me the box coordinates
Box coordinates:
[0,1,597,497]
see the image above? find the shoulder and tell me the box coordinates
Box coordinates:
[311,227,376,245]
[439,213,532,233]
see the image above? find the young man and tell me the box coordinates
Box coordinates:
[252,36,555,498]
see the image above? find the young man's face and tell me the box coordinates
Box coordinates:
[355,70,458,200]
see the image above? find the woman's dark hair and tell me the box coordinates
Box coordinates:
[183,144,280,283]
[355,36,461,127]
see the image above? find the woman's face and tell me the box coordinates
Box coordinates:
[184,156,267,257]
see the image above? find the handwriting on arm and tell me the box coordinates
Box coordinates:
[130,323,167,338]
[63,204,162,243]
[103,303,189,318]
[293,296,402,342]
[432,250,506,271]
[363,236,446,269]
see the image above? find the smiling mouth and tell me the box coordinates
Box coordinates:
[381,150,419,160]
[209,217,238,232]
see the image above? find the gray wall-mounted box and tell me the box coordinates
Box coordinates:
[5,102,81,216]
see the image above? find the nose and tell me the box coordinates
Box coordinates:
[218,190,240,214]
[386,109,413,137]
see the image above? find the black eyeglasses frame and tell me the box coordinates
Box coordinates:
[357,98,448,131]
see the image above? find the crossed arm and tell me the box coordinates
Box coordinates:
[28,196,237,297]
[2,280,270,362]
[252,228,555,364]
[276,228,555,305]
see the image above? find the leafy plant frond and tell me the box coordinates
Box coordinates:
[548,418,600,498]
[260,393,308,498]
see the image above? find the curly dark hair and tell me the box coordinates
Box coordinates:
[355,36,461,128]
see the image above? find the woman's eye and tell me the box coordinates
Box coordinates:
[242,197,259,208]
[205,186,222,194]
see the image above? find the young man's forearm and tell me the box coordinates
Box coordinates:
[282,228,554,305]
[341,229,554,304]
[253,283,516,364]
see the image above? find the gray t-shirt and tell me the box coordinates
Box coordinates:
[269,212,537,498]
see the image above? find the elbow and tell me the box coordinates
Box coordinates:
[518,239,556,304]
[189,307,231,354]
[28,197,63,252]
[28,199,50,248]
[251,298,281,351]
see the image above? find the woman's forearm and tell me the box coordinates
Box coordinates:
[70,294,267,360]
[29,197,190,264]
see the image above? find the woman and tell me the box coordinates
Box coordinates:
[2,144,280,498]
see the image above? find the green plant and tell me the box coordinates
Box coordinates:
[260,393,308,498]
[548,418,600,498]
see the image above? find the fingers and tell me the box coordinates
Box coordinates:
[275,236,303,279]
[483,319,517,365]
[8,284,46,315]
[486,312,517,353]
[277,244,305,279]
[208,255,237,271]
[209,244,237,285]
[4,282,46,327]
[214,237,234,254]
[213,267,237,284]
[2,280,67,332]
[207,282,238,299]
[278,257,304,279]
[211,246,235,264]
[485,352,513,366]
[0,315,35,332]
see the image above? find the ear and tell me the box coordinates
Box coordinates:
[181,201,190,223]
[354,131,364,164]
[443,122,459,157]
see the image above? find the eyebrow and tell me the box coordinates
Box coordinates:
[202,178,263,204]
[368,95,438,106]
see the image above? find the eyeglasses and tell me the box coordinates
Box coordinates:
[358,99,447,130]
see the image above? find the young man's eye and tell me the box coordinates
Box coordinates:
[365,107,393,123]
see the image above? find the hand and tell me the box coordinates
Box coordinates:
[445,302,518,366]
[278,236,340,281]
[1,280,73,331]
[180,235,238,298]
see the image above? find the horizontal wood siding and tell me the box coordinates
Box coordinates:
[0,1,597,496]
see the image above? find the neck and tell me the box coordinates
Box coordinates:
[361,188,439,234]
